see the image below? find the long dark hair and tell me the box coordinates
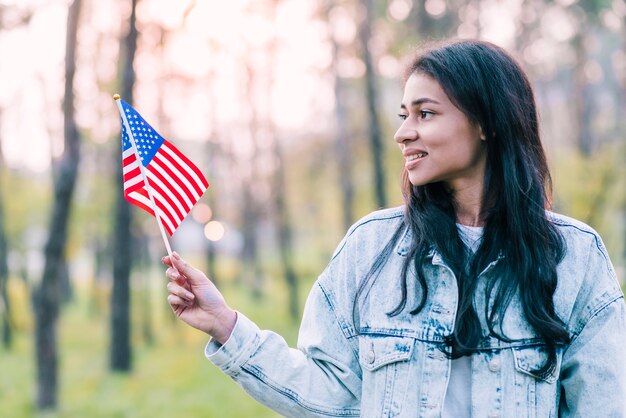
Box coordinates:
[358,40,569,379]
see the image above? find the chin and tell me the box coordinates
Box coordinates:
[407,175,431,187]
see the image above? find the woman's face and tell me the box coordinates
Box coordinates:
[394,73,487,192]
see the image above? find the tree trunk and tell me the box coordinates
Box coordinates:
[0,139,11,349]
[327,0,355,231]
[34,0,82,409]
[264,1,299,320]
[359,0,386,209]
[270,136,299,321]
[137,233,153,346]
[572,33,593,155]
[240,63,264,298]
[110,0,138,372]
[412,0,458,38]
[205,142,218,287]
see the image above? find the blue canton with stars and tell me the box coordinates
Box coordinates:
[120,100,165,167]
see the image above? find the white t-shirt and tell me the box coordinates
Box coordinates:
[441,224,484,418]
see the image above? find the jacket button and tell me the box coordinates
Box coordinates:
[366,349,376,364]
[488,359,501,372]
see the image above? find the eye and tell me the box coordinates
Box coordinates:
[420,110,434,120]
[398,114,408,121]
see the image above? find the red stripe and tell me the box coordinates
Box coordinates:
[158,145,206,195]
[125,182,145,195]
[123,167,142,184]
[148,165,192,213]
[147,173,185,222]
[163,141,209,188]
[151,155,198,203]
[153,196,178,236]
[126,187,176,236]
[125,190,155,217]
[123,153,136,167]
[154,150,201,196]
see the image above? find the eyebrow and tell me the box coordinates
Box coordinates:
[400,98,441,109]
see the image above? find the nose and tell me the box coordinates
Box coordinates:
[394,121,418,145]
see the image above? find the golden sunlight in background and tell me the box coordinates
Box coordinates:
[1,0,620,174]
[204,220,225,242]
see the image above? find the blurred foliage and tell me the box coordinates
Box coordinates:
[0,268,307,418]
[552,141,626,263]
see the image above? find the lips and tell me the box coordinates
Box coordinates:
[406,152,428,162]
[403,149,428,169]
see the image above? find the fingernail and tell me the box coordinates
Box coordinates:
[173,252,181,260]
[186,292,194,299]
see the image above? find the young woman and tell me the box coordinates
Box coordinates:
[163,39,626,417]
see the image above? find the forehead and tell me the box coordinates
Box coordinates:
[401,73,448,105]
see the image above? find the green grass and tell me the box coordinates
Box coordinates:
[0,269,314,418]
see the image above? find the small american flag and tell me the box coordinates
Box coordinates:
[119,99,209,236]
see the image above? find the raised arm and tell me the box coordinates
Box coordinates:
[163,253,362,418]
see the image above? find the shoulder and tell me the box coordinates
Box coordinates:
[548,211,602,240]
[547,211,624,334]
[330,206,405,258]
[346,206,405,236]
[547,211,613,266]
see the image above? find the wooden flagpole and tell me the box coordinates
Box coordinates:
[113,94,175,260]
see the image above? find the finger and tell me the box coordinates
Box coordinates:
[167,294,193,309]
[170,252,206,284]
[167,281,195,302]
[165,266,183,282]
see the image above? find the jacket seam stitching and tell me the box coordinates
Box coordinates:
[240,363,361,417]
[570,294,624,342]
[318,282,359,347]
[330,211,403,262]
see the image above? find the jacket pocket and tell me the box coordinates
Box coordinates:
[358,335,415,417]
[512,345,560,418]
[512,345,560,384]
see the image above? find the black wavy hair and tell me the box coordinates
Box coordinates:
[357,39,568,380]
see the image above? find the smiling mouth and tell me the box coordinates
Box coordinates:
[406,152,428,162]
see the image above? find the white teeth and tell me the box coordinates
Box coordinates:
[406,152,427,161]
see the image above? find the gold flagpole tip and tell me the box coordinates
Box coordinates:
[113,93,120,100]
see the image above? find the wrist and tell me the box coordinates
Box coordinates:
[210,307,237,345]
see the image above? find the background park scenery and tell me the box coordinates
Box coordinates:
[1,0,625,416]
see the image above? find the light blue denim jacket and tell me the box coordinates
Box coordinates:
[206,207,626,417]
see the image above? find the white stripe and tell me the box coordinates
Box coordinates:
[150,155,198,205]
[150,187,184,226]
[123,159,140,175]
[122,148,135,159]
[146,170,190,215]
[161,144,207,192]
[129,190,176,234]
[124,176,143,190]
[127,191,153,211]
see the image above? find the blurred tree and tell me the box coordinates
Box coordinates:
[327,0,355,230]
[266,0,299,321]
[0,0,38,353]
[110,0,139,372]
[241,57,264,298]
[411,0,458,38]
[33,0,82,409]
[359,0,387,208]
[0,121,11,349]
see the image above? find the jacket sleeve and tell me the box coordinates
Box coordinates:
[204,280,362,417]
[559,240,626,417]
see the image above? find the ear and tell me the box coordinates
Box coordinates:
[478,125,486,141]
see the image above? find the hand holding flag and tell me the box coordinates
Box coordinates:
[114,94,209,253]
